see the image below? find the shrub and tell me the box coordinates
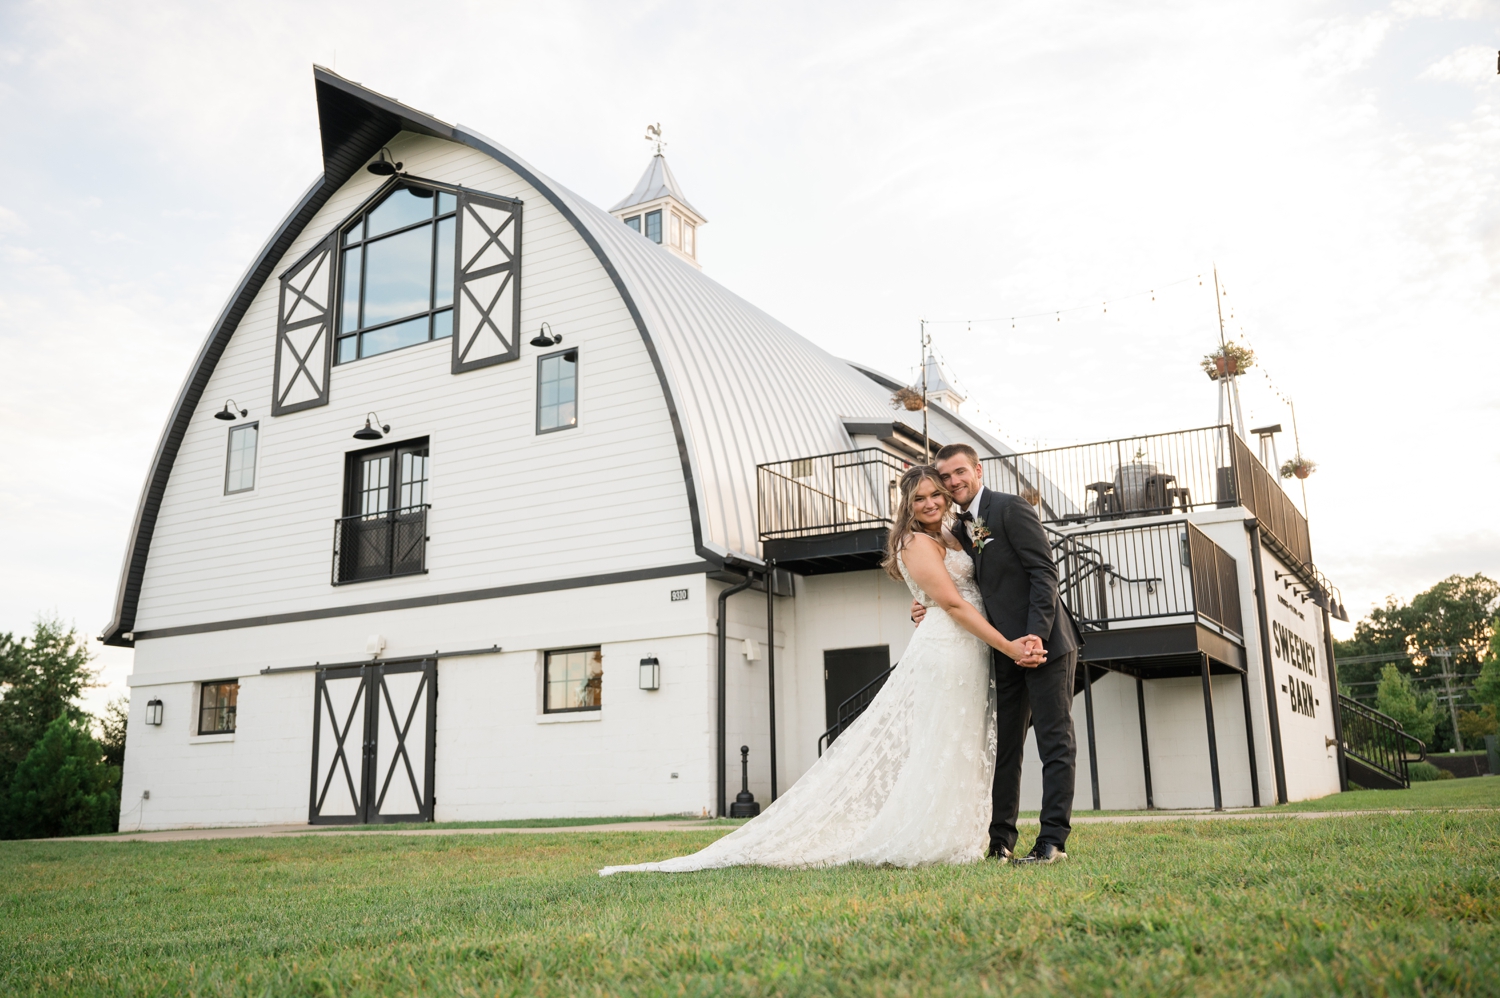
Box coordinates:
[1407,761,1442,782]
[1,715,119,839]
[1456,705,1498,743]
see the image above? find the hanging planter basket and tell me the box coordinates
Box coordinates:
[1280,456,1317,480]
[1201,342,1256,381]
[890,387,926,412]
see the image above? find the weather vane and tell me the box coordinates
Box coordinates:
[645,122,666,155]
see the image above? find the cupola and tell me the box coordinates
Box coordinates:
[921,355,965,414]
[610,125,706,269]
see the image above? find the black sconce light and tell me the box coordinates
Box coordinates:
[214,400,248,421]
[353,412,390,441]
[366,147,403,176]
[145,698,163,726]
[639,654,660,691]
[529,322,562,348]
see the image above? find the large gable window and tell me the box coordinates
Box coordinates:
[336,185,457,364]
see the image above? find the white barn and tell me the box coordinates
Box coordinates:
[106,70,1380,832]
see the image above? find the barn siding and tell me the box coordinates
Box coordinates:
[133,134,695,634]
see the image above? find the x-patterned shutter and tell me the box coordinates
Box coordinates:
[452,191,522,374]
[272,232,336,414]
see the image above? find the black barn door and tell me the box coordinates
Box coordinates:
[309,660,437,824]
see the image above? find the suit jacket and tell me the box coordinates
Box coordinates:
[954,488,1081,663]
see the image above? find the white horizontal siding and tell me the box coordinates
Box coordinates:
[135,134,695,633]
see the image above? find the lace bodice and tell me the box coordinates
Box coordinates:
[899,544,983,610]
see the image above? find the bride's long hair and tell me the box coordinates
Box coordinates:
[882,465,955,580]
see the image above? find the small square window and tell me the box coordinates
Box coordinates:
[545,648,602,712]
[225,423,258,494]
[624,215,641,232]
[645,210,662,244]
[199,681,238,734]
[537,349,578,433]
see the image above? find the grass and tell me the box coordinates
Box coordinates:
[4,807,1498,996]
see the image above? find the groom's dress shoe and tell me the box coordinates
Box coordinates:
[986,844,1013,862]
[1012,843,1067,865]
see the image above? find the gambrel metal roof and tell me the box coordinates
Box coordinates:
[102,68,1010,646]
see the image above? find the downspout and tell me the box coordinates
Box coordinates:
[766,560,779,802]
[716,574,754,817]
[1247,520,1289,804]
[1321,604,1349,792]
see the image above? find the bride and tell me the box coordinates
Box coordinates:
[600,465,1041,875]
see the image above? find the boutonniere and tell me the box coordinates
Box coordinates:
[969,520,993,551]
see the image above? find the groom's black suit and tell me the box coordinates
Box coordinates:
[954,487,1082,853]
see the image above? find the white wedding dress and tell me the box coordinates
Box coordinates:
[600,546,996,875]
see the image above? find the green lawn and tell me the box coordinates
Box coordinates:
[4,809,1498,996]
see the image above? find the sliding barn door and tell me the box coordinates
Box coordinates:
[308,660,437,824]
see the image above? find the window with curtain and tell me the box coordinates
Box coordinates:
[199,681,239,734]
[545,647,602,712]
[336,185,457,364]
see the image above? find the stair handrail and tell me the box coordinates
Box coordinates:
[817,664,896,756]
[1338,693,1428,788]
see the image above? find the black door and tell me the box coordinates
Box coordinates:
[340,441,430,583]
[309,660,437,824]
[823,646,891,730]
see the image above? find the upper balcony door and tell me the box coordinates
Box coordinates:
[335,440,430,585]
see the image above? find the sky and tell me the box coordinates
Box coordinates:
[0,0,1497,712]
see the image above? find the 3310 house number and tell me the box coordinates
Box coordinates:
[670,589,689,601]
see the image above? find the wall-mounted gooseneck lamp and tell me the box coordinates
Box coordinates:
[145,698,164,726]
[639,654,660,691]
[366,147,403,176]
[529,322,562,348]
[214,400,248,421]
[353,412,390,441]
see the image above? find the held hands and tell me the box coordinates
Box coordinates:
[911,599,1047,667]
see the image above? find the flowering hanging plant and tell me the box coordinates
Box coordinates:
[890,387,926,412]
[1200,342,1256,381]
[1280,455,1317,480]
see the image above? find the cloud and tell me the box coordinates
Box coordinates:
[1419,43,1498,84]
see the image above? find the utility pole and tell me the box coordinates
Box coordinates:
[1437,648,1464,751]
[1212,265,1247,440]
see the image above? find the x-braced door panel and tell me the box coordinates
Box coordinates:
[309,660,436,824]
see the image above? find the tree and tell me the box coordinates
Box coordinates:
[1,715,119,839]
[0,617,97,798]
[1375,664,1436,747]
[1456,705,1497,743]
[1474,628,1500,711]
[96,696,128,772]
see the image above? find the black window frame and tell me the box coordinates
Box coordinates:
[343,437,431,519]
[536,347,579,435]
[544,646,603,714]
[645,210,662,243]
[624,215,641,232]
[334,182,458,366]
[223,421,259,495]
[198,680,239,735]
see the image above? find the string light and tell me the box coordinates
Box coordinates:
[923,273,1201,327]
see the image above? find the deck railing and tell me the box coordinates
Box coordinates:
[1051,521,1244,638]
[758,448,911,541]
[332,504,430,585]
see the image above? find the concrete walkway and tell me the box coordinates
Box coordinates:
[55,807,1494,844]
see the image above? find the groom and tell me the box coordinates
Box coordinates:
[911,443,1081,865]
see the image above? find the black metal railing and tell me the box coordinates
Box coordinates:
[333,504,430,585]
[1051,521,1243,637]
[817,664,896,755]
[758,448,912,541]
[756,427,1315,581]
[1339,695,1427,789]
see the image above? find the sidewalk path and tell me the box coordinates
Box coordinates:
[54,807,1495,844]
